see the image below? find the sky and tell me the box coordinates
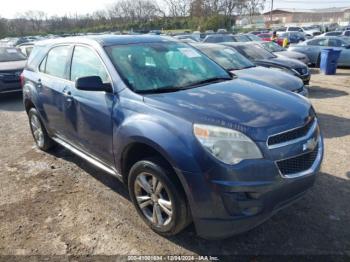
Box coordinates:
[0,0,349,19]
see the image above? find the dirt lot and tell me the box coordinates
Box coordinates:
[0,70,349,259]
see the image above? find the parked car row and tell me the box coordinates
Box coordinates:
[15,35,324,240]
[288,36,350,67]
[0,47,27,94]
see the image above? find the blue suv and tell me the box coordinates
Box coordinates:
[22,35,323,239]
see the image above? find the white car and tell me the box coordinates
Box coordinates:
[275,26,320,37]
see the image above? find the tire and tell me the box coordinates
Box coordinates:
[128,157,190,236]
[316,54,321,68]
[28,108,55,151]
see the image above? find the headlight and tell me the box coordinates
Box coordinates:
[193,124,263,165]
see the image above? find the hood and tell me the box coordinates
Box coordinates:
[0,60,26,71]
[255,56,306,69]
[233,66,303,92]
[275,51,306,60]
[144,78,312,141]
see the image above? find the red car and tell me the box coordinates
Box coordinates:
[257,33,284,46]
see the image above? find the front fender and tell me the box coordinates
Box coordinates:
[113,114,201,174]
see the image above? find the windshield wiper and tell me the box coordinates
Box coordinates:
[183,77,232,88]
[135,76,232,94]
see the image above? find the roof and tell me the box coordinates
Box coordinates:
[35,35,176,47]
[263,6,350,15]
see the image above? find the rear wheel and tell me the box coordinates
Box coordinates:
[128,158,190,236]
[28,108,55,151]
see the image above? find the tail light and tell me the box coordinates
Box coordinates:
[20,73,24,87]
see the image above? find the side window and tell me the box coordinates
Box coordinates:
[45,46,70,79]
[70,46,110,83]
[328,39,342,47]
[308,39,327,46]
[39,56,47,72]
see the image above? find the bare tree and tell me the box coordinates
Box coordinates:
[164,0,191,17]
[243,0,265,23]
[18,10,47,32]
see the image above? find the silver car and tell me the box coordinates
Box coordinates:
[288,36,350,67]
[258,41,310,65]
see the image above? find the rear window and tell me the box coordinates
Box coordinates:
[0,47,26,62]
[307,38,327,46]
[42,46,70,79]
[288,27,302,32]
[205,36,223,43]
[259,33,272,38]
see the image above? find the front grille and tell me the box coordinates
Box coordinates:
[268,118,315,146]
[0,70,21,83]
[295,67,308,75]
[277,145,319,175]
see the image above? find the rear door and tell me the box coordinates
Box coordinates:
[305,38,327,63]
[64,45,115,165]
[36,45,72,138]
[327,38,350,66]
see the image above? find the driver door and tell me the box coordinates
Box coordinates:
[64,45,115,166]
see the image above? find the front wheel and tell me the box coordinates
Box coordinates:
[28,108,55,151]
[128,158,190,236]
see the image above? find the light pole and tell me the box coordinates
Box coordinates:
[270,0,274,23]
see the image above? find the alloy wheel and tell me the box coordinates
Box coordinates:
[30,114,44,148]
[134,172,173,227]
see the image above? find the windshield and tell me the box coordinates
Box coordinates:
[261,42,284,52]
[106,42,230,93]
[236,44,276,60]
[197,46,255,71]
[234,35,250,42]
[0,47,27,62]
[247,34,262,41]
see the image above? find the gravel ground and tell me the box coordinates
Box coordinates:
[0,70,349,259]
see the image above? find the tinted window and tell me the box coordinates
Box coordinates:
[197,46,255,70]
[0,47,26,62]
[326,32,342,36]
[328,39,342,47]
[39,56,47,72]
[246,34,262,41]
[223,35,236,42]
[261,42,284,52]
[45,46,70,79]
[70,46,110,83]
[259,33,272,38]
[205,36,223,43]
[288,27,302,32]
[236,44,276,60]
[106,42,230,93]
[234,35,250,42]
[307,39,327,46]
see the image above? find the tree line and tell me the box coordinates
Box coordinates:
[0,0,266,37]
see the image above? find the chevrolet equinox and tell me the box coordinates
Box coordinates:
[22,35,323,239]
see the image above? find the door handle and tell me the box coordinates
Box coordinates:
[63,90,72,96]
[62,87,72,97]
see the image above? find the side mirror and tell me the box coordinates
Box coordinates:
[75,76,112,92]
